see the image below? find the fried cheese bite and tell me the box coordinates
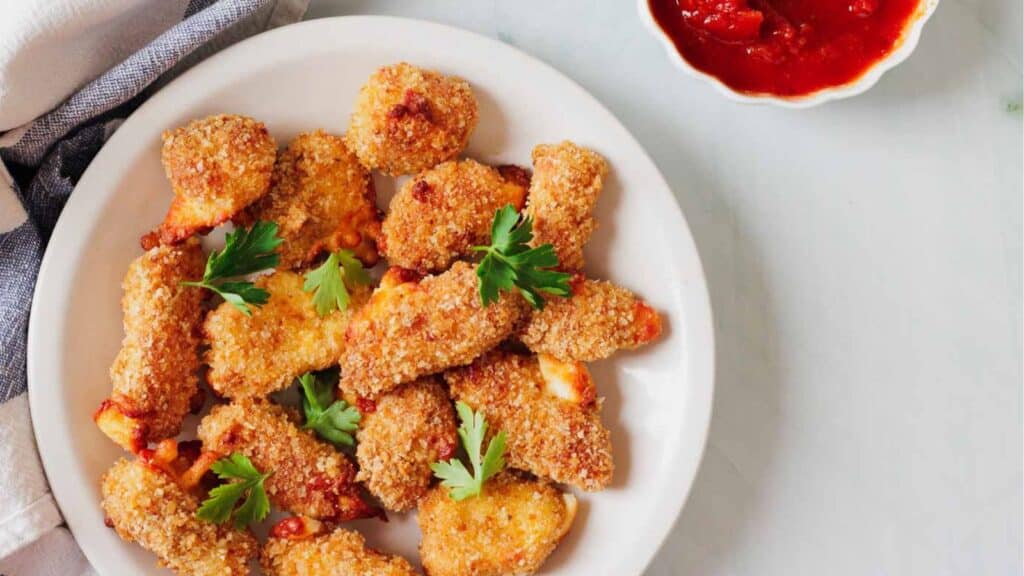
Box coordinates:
[446,351,613,491]
[204,270,369,399]
[143,114,277,248]
[418,472,577,576]
[353,378,458,511]
[238,130,382,269]
[519,275,663,362]
[101,458,257,576]
[525,141,608,271]
[262,518,417,576]
[197,399,377,522]
[339,262,525,399]
[347,62,478,175]
[94,239,206,453]
[380,159,528,273]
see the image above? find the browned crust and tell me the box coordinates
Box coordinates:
[524,141,608,271]
[418,472,576,576]
[101,458,257,575]
[96,239,206,450]
[203,271,368,400]
[355,378,458,511]
[196,399,377,521]
[261,526,417,576]
[338,262,526,399]
[445,351,613,491]
[237,130,382,269]
[347,62,478,175]
[380,159,528,273]
[144,114,276,247]
[518,276,663,361]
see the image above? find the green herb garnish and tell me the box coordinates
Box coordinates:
[299,369,360,447]
[302,250,372,316]
[196,453,272,530]
[181,221,283,316]
[430,401,506,501]
[471,205,571,309]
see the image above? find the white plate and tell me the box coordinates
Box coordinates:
[28,16,713,576]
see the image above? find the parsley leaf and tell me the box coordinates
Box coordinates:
[430,401,506,501]
[302,250,372,316]
[471,205,572,310]
[181,221,283,316]
[299,369,360,447]
[206,221,283,278]
[196,453,272,530]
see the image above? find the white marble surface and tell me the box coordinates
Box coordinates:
[306,2,1023,574]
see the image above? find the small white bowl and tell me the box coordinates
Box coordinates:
[638,0,940,108]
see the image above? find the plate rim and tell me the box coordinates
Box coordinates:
[27,15,715,576]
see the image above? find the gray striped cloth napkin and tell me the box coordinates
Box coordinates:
[0,0,308,571]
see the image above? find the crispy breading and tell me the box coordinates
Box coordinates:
[525,141,608,271]
[519,276,663,362]
[238,130,382,269]
[143,114,277,248]
[347,62,477,175]
[353,378,458,511]
[261,523,417,576]
[197,399,377,521]
[445,351,613,491]
[95,239,206,452]
[418,472,577,576]
[380,159,528,273]
[101,458,257,576]
[204,271,368,399]
[338,262,526,399]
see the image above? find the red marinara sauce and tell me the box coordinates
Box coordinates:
[648,0,922,97]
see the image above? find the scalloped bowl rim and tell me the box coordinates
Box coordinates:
[638,0,940,108]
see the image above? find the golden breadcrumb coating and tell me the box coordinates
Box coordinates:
[519,276,663,362]
[95,239,206,452]
[347,62,478,175]
[204,271,368,399]
[262,525,417,576]
[446,351,613,491]
[354,378,458,511]
[380,159,528,273]
[418,473,577,576]
[339,262,525,399]
[238,130,382,269]
[197,399,377,521]
[524,141,608,271]
[101,458,257,576]
[143,114,277,248]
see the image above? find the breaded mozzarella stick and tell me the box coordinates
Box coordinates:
[238,130,381,269]
[524,141,608,271]
[380,159,528,273]
[418,473,576,576]
[446,351,613,491]
[262,518,417,576]
[95,239,206,452]
[101,458,257,576]
[518,275,662,362]
[197,399,377,522]
[354,377,458,511]
[143,114,276,248]
[339,262,525,399]
[204,271,368,400]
